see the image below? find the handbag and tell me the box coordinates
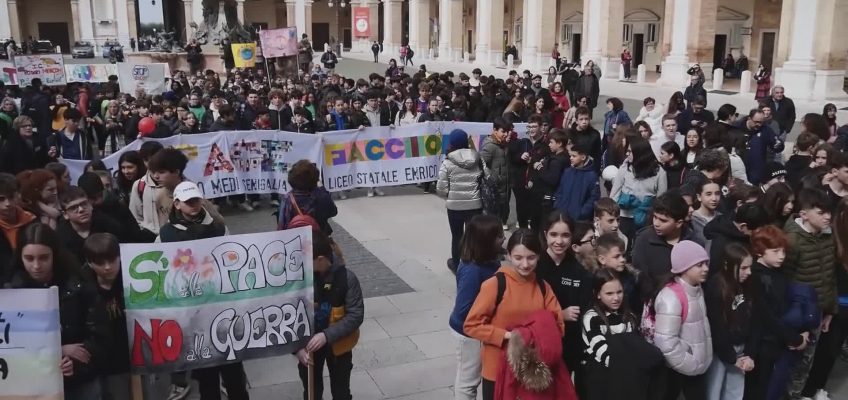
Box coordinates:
[477,158,499,215]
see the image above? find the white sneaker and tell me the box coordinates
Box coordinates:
[270,199,280,207]
[167,384,191,400]
[367,189,375,197]
[238,202,254,212]
[374,188,385,196]
[814,389,832,400]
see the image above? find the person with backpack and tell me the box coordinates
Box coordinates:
[277,160,338,235]
[645,240,713,400]
[464,228,565,400]
[437,129,483,273]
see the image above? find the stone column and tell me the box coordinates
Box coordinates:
[5,0,22,41]
[658,0,692,87]
[126,0,138,40]
[811,0,848,99]
[687,0,718,81]
[520,0,538,67]
[438,0,462,61]
[408,0,430,57]
[183,0,195,41]
[236,0,246,24]
[116,0,132,47]
[70,0,82,43]
[488,0,504,65]
[581,0,624,79]
[287,0,296,27]
[0,0,11,40]
[304,0,313,39]
[774,0,817,99]
[533,0,556,70]
[275,2,286,29]
[78,0,95,43]
[383,0,403,55]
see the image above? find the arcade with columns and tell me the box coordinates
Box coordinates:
[2,0,847,99]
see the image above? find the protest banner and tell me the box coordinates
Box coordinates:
[121,227,314,373]
[64,130,323,198]
[258,27,299,58]
[231,43,257,68]
[117,62,169,95]
[0,61,17,85]
[65,63,118,83]
[14,54,65,86]
[0,287,64,400]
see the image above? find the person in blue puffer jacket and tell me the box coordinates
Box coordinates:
[611,135,667,239]
[554,138,600,221]
[447,214,505,400]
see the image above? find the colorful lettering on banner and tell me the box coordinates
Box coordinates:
[14,54,66,86]
[0,61,18,85]
[258,27,299,58]
[122,228,314,373]
[64,63,118,83]
[0,287,64,400]
[116,62,170,95]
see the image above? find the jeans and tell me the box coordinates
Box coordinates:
[193,362,250,400]
[706,356,745,400]
[451,329,482,400]
[512,186,534,229]
[447,208,482,267]
[100,373,131,400]
[65,379,103,400]
[297,348,353,400]
[802,311,848,397]
[372,51,379,62]
[787,326,820,398]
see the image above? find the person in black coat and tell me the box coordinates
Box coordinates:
[703,203,768,276]
[683,75,708,109]
[283,107,316,134]
[56,186,123,265]
[765,86,796,140]
[20,78,52,141]
[0,115,51,174]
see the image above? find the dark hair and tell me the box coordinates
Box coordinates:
[702,123,725,149]
[540,210,574,247]
[59,186,87,206]
[549,128,568,145]
[76,173,104,200]
[83,232,120,264]
[506,228,543,255]
[596,232,625,255]
[833,198,848,267]
[606,97,624,111]
[590,269,636,330]
[713,242,753,327]
[147,148,188,173]
[695,148,730,174]
[0,172,18,197]
[831,151,848,170]
[683,126,704,157]
[138,141,164,161]
[652,192,689,221]
[116,151,147,192]
[149,104,164,115]
[796,188,832,212]
[760,183,794,225]
[218,104,235,118]
[14,223,77,282]
[570,137,592,156]
[44,162,68,185]
[642,97,656,106]
[726,179,759,209]
[492,117,513,132]
[734,202,769,231]
[288,160,320,191]
[312,229,336,260]
[575,106,591,118]
[459,214,504,263]
[634,121,652,138]
[796,132,820,152]
[626,136,659,179]
[802,113,830,143]
[717,104,737,122]
[594,197,620,218]
[63,107,82,121]
[661,141,682,162]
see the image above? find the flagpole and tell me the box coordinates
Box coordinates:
[258,27,273,87]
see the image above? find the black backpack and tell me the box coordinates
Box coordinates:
[492,271,547,316]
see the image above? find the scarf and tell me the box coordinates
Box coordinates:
[0,207,36,249]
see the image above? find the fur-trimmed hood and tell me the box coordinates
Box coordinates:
[507,327,554,391]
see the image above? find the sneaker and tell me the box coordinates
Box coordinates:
[167,384,191,400]
[446,258,457,274]
[814,390,832,400]
[238,202,254,212]
[367,189,375,197]
[270,199,280,207]
[251,201,261,209]
[374,188,385,196]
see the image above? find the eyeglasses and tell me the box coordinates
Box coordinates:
[19,124,32,128]
[576,237,597,247]
[64,201,91,214]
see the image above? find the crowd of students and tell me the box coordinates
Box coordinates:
[0,51,847,400]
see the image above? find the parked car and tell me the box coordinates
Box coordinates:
[101,39,123,58]
[71,41,95,58]
[0,38,11,59]
[31,40,55,54]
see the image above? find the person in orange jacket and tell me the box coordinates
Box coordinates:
[464,228,565,400]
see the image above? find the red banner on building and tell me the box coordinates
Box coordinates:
[353,7,371,38]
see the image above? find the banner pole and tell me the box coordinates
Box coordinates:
[307,352,315,400]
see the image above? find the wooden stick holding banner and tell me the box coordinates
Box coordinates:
[308,354,315,400]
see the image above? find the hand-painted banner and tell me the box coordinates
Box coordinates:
[117,62,170,95]
[231,43,257,68]
[121,227,314,374]
[14,54,66,86]
[64,130,323,199]
[258,27,299,58]
[0,287,64,400]
[65,63,118,83]
[0,61,18,85]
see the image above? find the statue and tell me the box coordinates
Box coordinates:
[194,0,252,45]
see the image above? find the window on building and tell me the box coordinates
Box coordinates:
[515,18,522,43]
[561,24,573,43]
[622,24,633,43]
[646,23,658,44]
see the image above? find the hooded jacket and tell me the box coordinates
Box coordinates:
[129,173,167,234]
[554,158,600,221]
[314,257,364,355]
[729,118,783,185]
[157,207,227,243]
[653,277,713,376]
[464,266,564,381]
[479,136,510,197]
[784,217,837,314]
[703,214,748,276]
[494,310,578,400]
[0,207,36,285]
[631,226,703,299]
[437,148,483,211]
[449,259,500,335]
[610,161,667,222]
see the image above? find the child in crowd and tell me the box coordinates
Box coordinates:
[56,186,122,264]
[298,229,364,400]
[704,242,757,399]
[534,128,570,225]
[650,240,713,400]
[0,172,36,286]
[611,135,667,238]
[785,132,818,191]
[83,233,130,400]
[554,138,599,221]
[596,232,641,314]
[690,180,722,246]
[704,203,768,274]
[593,198,629,253]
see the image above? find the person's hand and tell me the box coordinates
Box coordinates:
[305,332,327,353]
[48,146,57,158]
[521,152,530,161]
[611,123,617,130]
[533,161,544,170]
[562,306,581,321]
[822,314,833,333]
[325,114,332,123]
[790,332,810,351]
[62,343,91,364]
[295,349,312,366]
[60,356,74,376]
[504,331,512,340]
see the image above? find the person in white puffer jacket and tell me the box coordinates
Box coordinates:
[653,240,714,398]
[437,129,483,272]
[635,97,665,138]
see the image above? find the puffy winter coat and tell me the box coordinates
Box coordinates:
[653,277,713,376]
[610,162,667,220]
[635,104,665,138]
[479,136,510,198]
[437,148,483,211]
[554,159,600,221]
[784,217,837,314]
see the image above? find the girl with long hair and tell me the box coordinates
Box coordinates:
[50,92,73,133]
[464,228,565,400]
[759,182,794,228]
[704,243,756,399]
[660,141,687,190]
[549,81,570,128]
[823,103,838,143]
[114,151,146,206]
[667,91,686,116]
[395,97,422,125]
[448,214,505,400]
[16,169,61,229]
[683,127,704,168]
[611,135,668,238]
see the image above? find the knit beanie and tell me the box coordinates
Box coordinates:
[448,129,469,151]
[670,240,709,274]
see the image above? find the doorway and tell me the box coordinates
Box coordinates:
[760,31,776,71]
[713,34,727,72]
[38,23,69,53]
[343,28,352,50]
[467,30,473,56]
[632,33,644,66]
[312,23,330,51]
[571,34,581,63]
